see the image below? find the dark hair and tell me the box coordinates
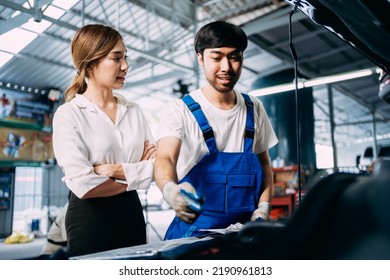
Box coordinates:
[194,21,248,55]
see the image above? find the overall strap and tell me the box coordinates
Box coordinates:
[182,95,218,153]
[242,93,255,153]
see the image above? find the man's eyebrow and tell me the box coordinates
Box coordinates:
[209,49,240,55]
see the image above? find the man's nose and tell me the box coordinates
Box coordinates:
[220,57,231,71]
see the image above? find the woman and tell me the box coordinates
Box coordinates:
[52,24,156,257]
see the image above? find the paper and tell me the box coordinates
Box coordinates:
[198,222,245,234]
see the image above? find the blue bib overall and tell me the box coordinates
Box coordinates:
[164,93,264,240]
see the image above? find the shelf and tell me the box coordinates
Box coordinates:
[271,194,295,217]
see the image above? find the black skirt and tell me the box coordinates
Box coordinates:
[65,190,146,257]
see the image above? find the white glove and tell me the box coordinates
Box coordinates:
[163,181,199,223]
[251,202,272,221]
[163,181,196,209]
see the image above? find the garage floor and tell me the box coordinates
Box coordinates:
[0,209,175,260]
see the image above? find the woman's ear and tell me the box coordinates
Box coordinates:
[86,65,94,78]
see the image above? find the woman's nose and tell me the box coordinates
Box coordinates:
[121,59,129,71]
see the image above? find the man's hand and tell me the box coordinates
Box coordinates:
[251,202,272,221]
[163,181,200,224]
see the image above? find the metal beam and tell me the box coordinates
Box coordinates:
[0,0,196,74]
[0,0,77,30]
[124,70,185,89]
[0,0,54,35]
[129,0,196,28]
[0,49,73,69]
[242,6,306,36]
[0,13,30,35]
[327,85,338,168]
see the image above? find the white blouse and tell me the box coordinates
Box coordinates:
[52,93,154,198]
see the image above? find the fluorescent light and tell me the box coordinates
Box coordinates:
[304,69,375,87]
[249,82,303,96]
[249,68,376,96]
[0,0,79,70]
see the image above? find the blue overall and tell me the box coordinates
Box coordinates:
[164,93,264,240]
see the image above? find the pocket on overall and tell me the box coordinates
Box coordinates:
[227,175,256,213]
[202,174,227,213]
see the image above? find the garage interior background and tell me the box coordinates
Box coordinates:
[0,0,389,238]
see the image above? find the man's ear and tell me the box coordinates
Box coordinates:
[197,52,203,65]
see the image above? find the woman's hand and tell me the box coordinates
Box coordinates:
[94,163,121,178]
[93,140,156,179]
[141,140,157,161]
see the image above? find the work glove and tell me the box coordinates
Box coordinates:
[251,202,272,221]
[163,181,202,224]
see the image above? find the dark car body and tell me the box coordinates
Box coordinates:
[285,0,390,74]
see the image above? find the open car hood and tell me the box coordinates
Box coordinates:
[284,0,390,102]
[285,0,390,74]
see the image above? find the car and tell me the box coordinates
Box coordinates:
[284,0,390,75]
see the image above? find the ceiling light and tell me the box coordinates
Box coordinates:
[304,69,375,87]
[249,68,377,97]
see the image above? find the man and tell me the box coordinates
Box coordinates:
[154,21,278,240]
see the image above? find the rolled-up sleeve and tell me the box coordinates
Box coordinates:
[52,106,109,198]
[120,104,156,191]
[121,160,154,191]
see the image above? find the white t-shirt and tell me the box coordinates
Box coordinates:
[52,93,155,198]
[156,89,278,181]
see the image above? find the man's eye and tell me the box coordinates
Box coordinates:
[230,55,242,61]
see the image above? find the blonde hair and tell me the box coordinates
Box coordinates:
[65,24,123,102]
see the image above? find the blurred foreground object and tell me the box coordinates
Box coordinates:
[378,69,390,103]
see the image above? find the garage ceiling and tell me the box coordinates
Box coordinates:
[1,0,389,159]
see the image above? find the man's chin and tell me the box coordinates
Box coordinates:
[214,83,235,93]
[218,86,235,93]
